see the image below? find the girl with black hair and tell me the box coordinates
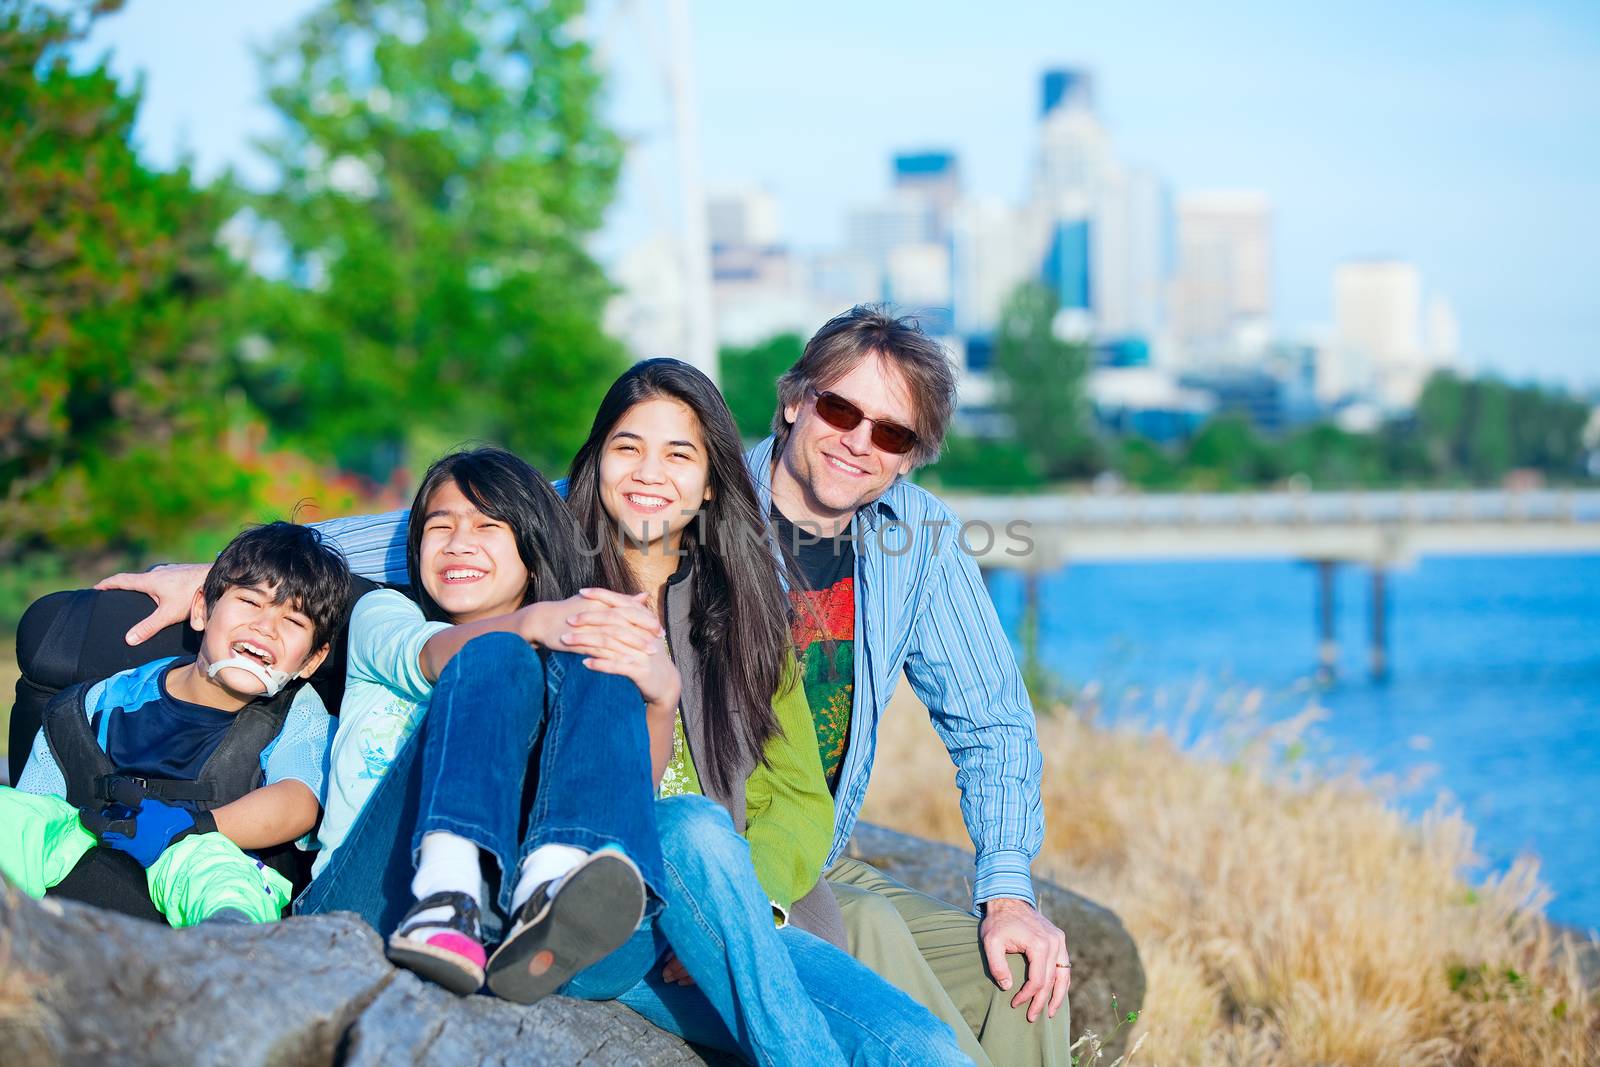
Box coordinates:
[556,360,967,1066]
[301,447,677,1003]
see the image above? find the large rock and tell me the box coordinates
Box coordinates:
[0,826,1143,1064]
[0,884,716,1067]
[848,822,1146,1060]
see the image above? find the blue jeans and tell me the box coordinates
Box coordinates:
[563,795,970,1067]
[297,634,664,931]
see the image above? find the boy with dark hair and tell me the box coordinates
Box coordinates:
[0,521,350,926]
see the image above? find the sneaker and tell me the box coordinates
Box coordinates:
[386,890,487,995]
[484,850,645,1004]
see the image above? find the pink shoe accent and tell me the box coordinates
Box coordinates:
[424,930,488,969]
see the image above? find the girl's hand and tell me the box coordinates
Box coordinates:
[575,632,682,713]
[660,951,696,987]
[517,589,662,652]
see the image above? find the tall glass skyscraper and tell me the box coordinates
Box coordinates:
[1040,68,1094,118]
[1043,218,1092,311]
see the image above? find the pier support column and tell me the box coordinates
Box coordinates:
[1021,570,1042,679]
[1370,566,1389,681]
[1315,559,1338,684]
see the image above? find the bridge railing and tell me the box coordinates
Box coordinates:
[943,489,1600,528]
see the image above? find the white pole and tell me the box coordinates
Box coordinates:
[663,0,717,383]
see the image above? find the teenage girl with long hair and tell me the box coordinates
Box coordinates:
[554,359,966,1066]
[300,447,675,1001]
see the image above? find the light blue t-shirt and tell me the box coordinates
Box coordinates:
[312,589,448,877]
[17,657,333,816]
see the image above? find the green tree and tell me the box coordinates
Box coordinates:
[235,0,626,479]
[1416,371,1468,476]
[916,434,1042,492]
[1506,379,1589,477]
[992,282,1098,479]
[1182,415,1279,489]
[1417,370,1591,484]
[1463,378,1513,482]
[1113,435,1182,490]
[720,333,801,441]
[0,0,255,560]
[1280,423,1388,488]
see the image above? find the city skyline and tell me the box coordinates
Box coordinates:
[79,0,1600,389]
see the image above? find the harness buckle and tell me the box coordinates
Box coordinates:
[93,773,148,803]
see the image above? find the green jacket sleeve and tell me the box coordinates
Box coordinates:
[743,660,835,915]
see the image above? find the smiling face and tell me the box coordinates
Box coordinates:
[417,479,531,623]
[598,396,712,554]
[190,582,328,699]
[776,351,918,526]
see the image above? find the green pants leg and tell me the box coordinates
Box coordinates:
[828,857,1071,1067]
[147,832,292,927]
[0,787,98,896]
[0,787,290,927]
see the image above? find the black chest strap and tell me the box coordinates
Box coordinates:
[42,671,298,812]
[41,682,112,810]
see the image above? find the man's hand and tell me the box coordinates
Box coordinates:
[979,897,1071,1023]
[95,563,212,645]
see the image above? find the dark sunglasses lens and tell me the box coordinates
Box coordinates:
[814,392,864,431]
[871,423,917,454]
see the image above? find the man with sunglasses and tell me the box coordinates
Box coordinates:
[93,305,1068,1065]
[747,304,1069,1067]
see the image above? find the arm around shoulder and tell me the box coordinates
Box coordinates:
[311,509,412,585]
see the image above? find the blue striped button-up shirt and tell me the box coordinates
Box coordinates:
[313,436,1045,906]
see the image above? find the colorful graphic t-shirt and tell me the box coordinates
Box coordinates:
[771,508,856,791]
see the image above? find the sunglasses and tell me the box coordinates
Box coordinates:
[809,389,919,455]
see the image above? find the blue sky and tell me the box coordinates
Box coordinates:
[80,1,1599,388]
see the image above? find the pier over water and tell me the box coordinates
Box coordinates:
[946,489,1600,680]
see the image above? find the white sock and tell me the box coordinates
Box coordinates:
[512,843,587,912]
[405,832,483,937]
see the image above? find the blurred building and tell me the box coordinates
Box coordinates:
[1030,68,1106,320]
[885,243,953,334]
[1090,366,1213,442]
[951,197,1031,336]
[1095,165,1170,343]
[707,185,780,248]
[1168,191,1272,363]
[606,233,689,359]
[704,188,826,347]
[893,150,960,242]
[612,65,1386,441]
[1027,67,1171,350]
[809,250,881,315]
[1425,295,1460,367]
[1332,259,1437,409]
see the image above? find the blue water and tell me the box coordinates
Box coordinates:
[985,555,1600,929]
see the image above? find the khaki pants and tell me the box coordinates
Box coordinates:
[828,857,1070,1067]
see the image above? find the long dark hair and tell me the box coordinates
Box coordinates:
[567,359,791,793]
[406,447,591,623]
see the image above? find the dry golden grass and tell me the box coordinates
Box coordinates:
[862,686,1600,1066]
